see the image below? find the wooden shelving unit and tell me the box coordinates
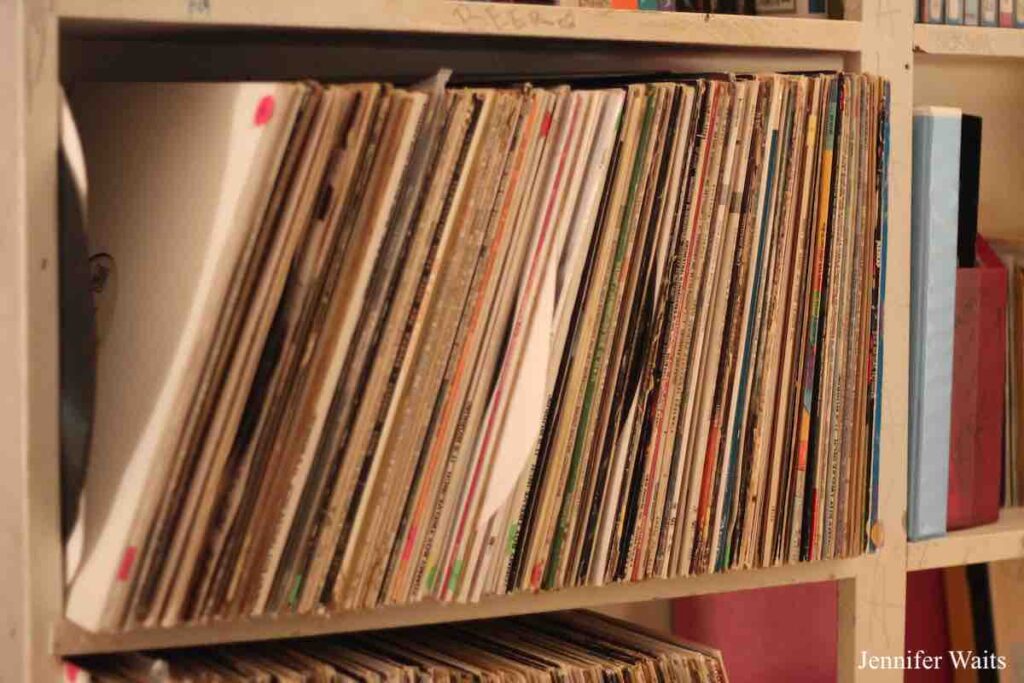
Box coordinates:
[3,1,914,680]
[906,11,1024,637]
[32,0,1024,681]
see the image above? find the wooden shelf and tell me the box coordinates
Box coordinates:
[907,508,1024,571]
[4,0,916,678]
[915,23,1024,58]
[52,556,861,656]
[57,0,862,52]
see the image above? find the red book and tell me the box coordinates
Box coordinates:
[611,0,640,7]
[1000,0,1014,26]
[947,235,1007,531]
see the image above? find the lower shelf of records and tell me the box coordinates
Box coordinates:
[63,611,728,682]
[63,68,890,633]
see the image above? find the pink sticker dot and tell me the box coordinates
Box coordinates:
[254,95,275,126]
[64,662,80,682]
[116,545,137,581]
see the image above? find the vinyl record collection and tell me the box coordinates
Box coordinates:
[67,70,890,632]
[65,610,729,682]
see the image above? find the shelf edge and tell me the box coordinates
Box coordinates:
[914,23,1024,58]
[57,0,863,53]
[907,508,1024,571]
[53,556,864,656]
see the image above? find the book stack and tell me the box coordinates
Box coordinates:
[64,610,729,682]
[487,0,843,16]
[917,0,1024,27]
[909,107,1009,539]
[66,71,890,633]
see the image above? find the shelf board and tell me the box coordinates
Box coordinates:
[53,555,862,656]
[914,23,1024,58]
[57,0,862,52]
[907,508,1024,571]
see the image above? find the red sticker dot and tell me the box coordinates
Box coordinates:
[254,95,275,126]
[64,662,80,682]
[116,545,137,581]
[540,111,553,137]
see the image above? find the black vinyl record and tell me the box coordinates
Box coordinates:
[58,105,96,541]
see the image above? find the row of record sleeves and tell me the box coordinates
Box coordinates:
[61,68,889,632]
[63,610,730,682]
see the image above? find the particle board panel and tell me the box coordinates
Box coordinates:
[54,557,864,656]
[908,508,1024,571]
[56,0,862,52]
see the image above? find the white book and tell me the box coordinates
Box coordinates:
[923,0,944,22]
[946,0,965,22]
[981,0,998,23]
[64,82,304,631]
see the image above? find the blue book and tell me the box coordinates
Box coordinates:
[909,107,961,541]
[965,0,980,23]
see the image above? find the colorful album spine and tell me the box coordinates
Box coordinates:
[639,0,661,8]
[908,107,961,541]
[946,0,965,22]
[1000,0,1013,26]
[785,80,838,564]
[868,81,890,551]
[657,0,677,8]
[981,0,998,24]
[714,84,791,570]
[922,0,944,22]
[964,0,980,23]
[1016,0,1024,26]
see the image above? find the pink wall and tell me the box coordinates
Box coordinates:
[673,581,838,682]
[904,569,953,683]
[672,571,950,682]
